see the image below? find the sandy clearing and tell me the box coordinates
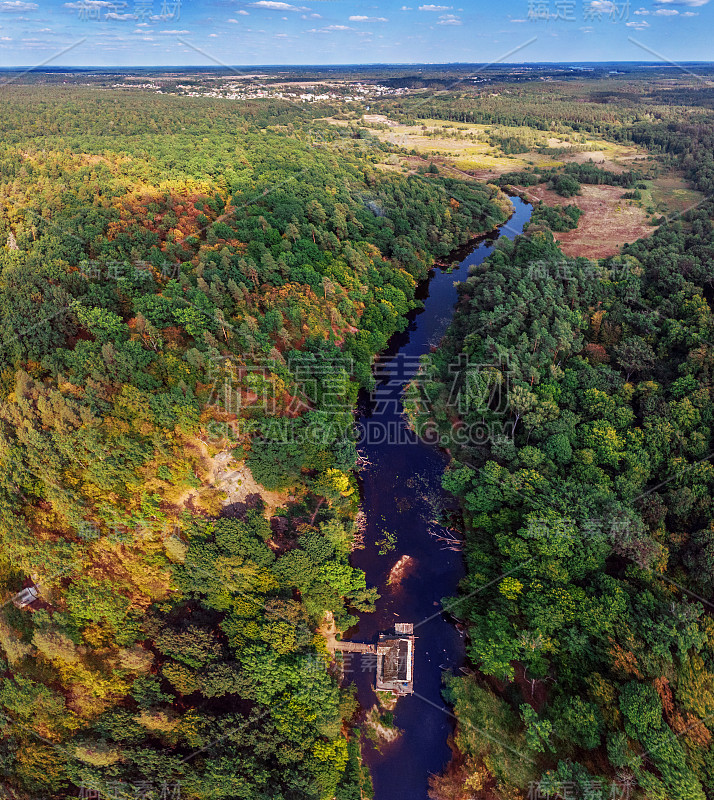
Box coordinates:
[211,451,290,517]
[363,113,399,127]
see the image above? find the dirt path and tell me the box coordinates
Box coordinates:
[318,611,340,654]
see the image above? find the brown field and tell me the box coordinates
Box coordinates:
[520,184,654,259]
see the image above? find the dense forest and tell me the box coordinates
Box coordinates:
[0,88,510,799]
[405,89,714,799]
[4,73,714,800]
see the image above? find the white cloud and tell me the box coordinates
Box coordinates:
[64,0,110,8]
[158,29,190,33]
[634,6,650,13]
[309,23,354,32]
[626,19,650,26]
[106,12,136,18]
[655,0,709,5]
[510,17,527,22]
[0,0,36,10]
[654,7,679,13]
[418,3,451,9]
[437,12,461,23]
[349,14,388,20]
[587,0,617,12]
[248,1,307,9]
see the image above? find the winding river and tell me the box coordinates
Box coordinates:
[349,196,533,799]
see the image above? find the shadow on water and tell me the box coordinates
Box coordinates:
[347,197,533,800]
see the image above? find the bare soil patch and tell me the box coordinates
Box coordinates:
[319,611,340,654]
[363,113,398,127]
[211,451,290,517]
[520,183,654,259]
[566,150,607,164]
[465,168,503,182]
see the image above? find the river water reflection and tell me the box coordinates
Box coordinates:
[348,196,533,800]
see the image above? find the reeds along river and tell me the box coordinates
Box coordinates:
[348,196,533,800]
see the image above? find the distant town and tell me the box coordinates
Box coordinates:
[109,75,414,103]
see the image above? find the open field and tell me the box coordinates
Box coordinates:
[520,183,654,259]
[641,173,706,218]
[516,168,704,259]
[350,115,646,176]
[362,117,560,171]
[562,144,649,173]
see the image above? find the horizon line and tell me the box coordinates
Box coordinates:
[1,59,714,70]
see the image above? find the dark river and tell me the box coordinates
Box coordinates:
[349,196,533,800]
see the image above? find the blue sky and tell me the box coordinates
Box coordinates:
[0,0,710,67]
